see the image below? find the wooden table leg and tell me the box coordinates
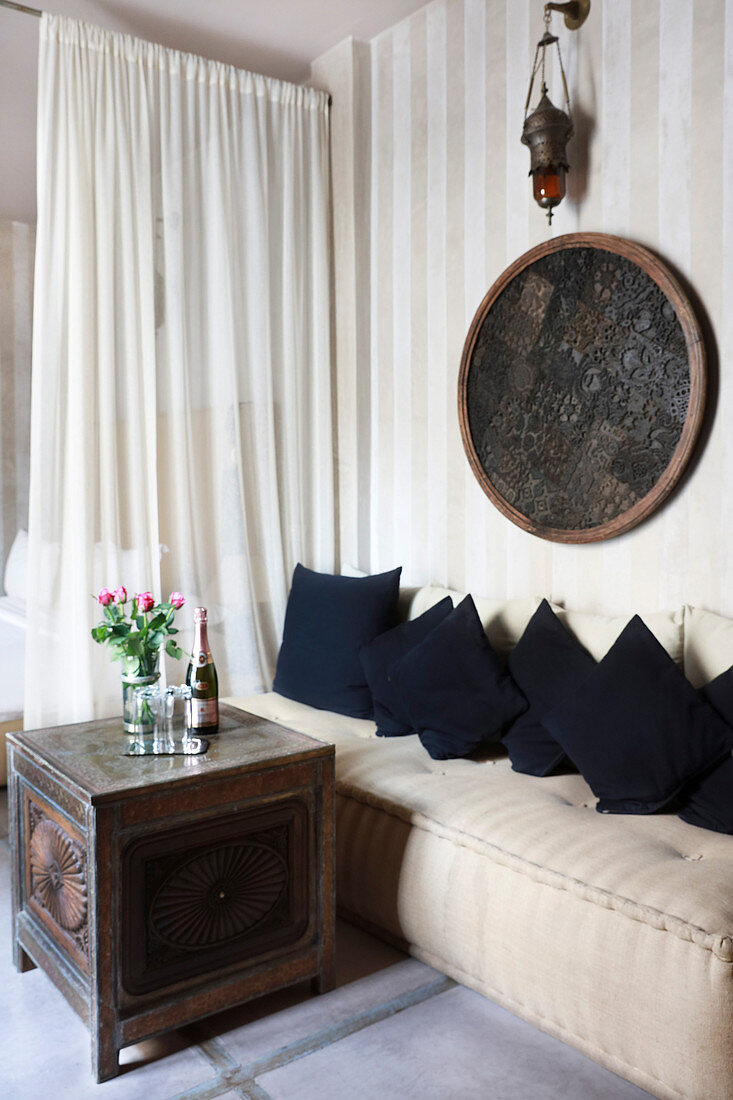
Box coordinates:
[13,942,36,973]
[92,1024,120,1083]
[311,957,336,995]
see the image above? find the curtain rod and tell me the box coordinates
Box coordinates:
[0,1,42,16]
[0,0,330,107]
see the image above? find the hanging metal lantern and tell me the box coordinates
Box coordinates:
[522,1,590,224]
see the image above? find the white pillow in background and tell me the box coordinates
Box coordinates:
[408,586,684,667]
[407,584,542,658]
[683,605,733,688]
[3,529,28,602]
[397,586,421,622]
[1,533,170,605]
[551,604,685,667]
[340,564,368,578]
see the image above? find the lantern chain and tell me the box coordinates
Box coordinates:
[556,38,573,123]
[524,8,572,122]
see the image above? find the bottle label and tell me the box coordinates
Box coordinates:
[189,698,218,726]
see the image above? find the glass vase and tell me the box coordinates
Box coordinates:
[121,654,161,734]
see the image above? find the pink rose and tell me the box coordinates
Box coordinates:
[97,587,113,606]
[113,586,127,604]
[169,591,185,609]
[136,591,155,612]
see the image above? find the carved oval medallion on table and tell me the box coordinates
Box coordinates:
[150,842,288,949]
[458,233,706,543]
[29,818,88,932]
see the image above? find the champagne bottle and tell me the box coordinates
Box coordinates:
[186,607,219,730]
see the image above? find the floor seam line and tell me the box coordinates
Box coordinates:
[225,974,456,1082]
[237,1079,275,1100]
[163,1070,235,1100]
[194,1034,240,1072]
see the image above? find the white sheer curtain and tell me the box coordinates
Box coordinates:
[26,14,334,728]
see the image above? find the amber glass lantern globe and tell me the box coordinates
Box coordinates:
[533,166,567,209]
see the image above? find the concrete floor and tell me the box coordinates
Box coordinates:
[0,786,653,1099]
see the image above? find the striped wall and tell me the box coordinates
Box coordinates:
[0,219,34,582]
[313,0,732,617]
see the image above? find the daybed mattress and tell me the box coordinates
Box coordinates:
[229,691,733,1100]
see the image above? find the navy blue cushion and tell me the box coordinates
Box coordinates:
[677,755,733,833]
[273,563,402,718]
[360,597,454,737]
[542,616,733,814]
[392,595,527,761]
[504,599,594,776]
[677,668,733,833]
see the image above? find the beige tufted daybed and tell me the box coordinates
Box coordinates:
[230,584,733,1100]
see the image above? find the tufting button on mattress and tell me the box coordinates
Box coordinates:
[683,853,703,861]
[719,937,733,962]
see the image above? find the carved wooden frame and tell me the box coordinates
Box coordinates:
[457,233,706,543]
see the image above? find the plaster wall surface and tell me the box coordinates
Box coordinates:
[315,0,732,619]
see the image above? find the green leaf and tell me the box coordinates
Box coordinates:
[148,612,166,632]
[167,627,179,635]
[165,639,184,660]
[135,615,145,629]
[91,626,107,643]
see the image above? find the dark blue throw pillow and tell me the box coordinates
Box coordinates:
[542,616,733,814]
[360,597,454,737]
[504,599,594,776]
[676,667,733,833]
[677,755,733,833]
[392,595,527,761]
[273,563,402,718]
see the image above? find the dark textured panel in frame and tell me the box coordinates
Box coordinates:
[121,799,311,996]
[458,233,706,543]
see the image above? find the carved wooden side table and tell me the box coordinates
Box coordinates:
[7,704,335,1082]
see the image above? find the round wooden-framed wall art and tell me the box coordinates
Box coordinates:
[457,233,706,543]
